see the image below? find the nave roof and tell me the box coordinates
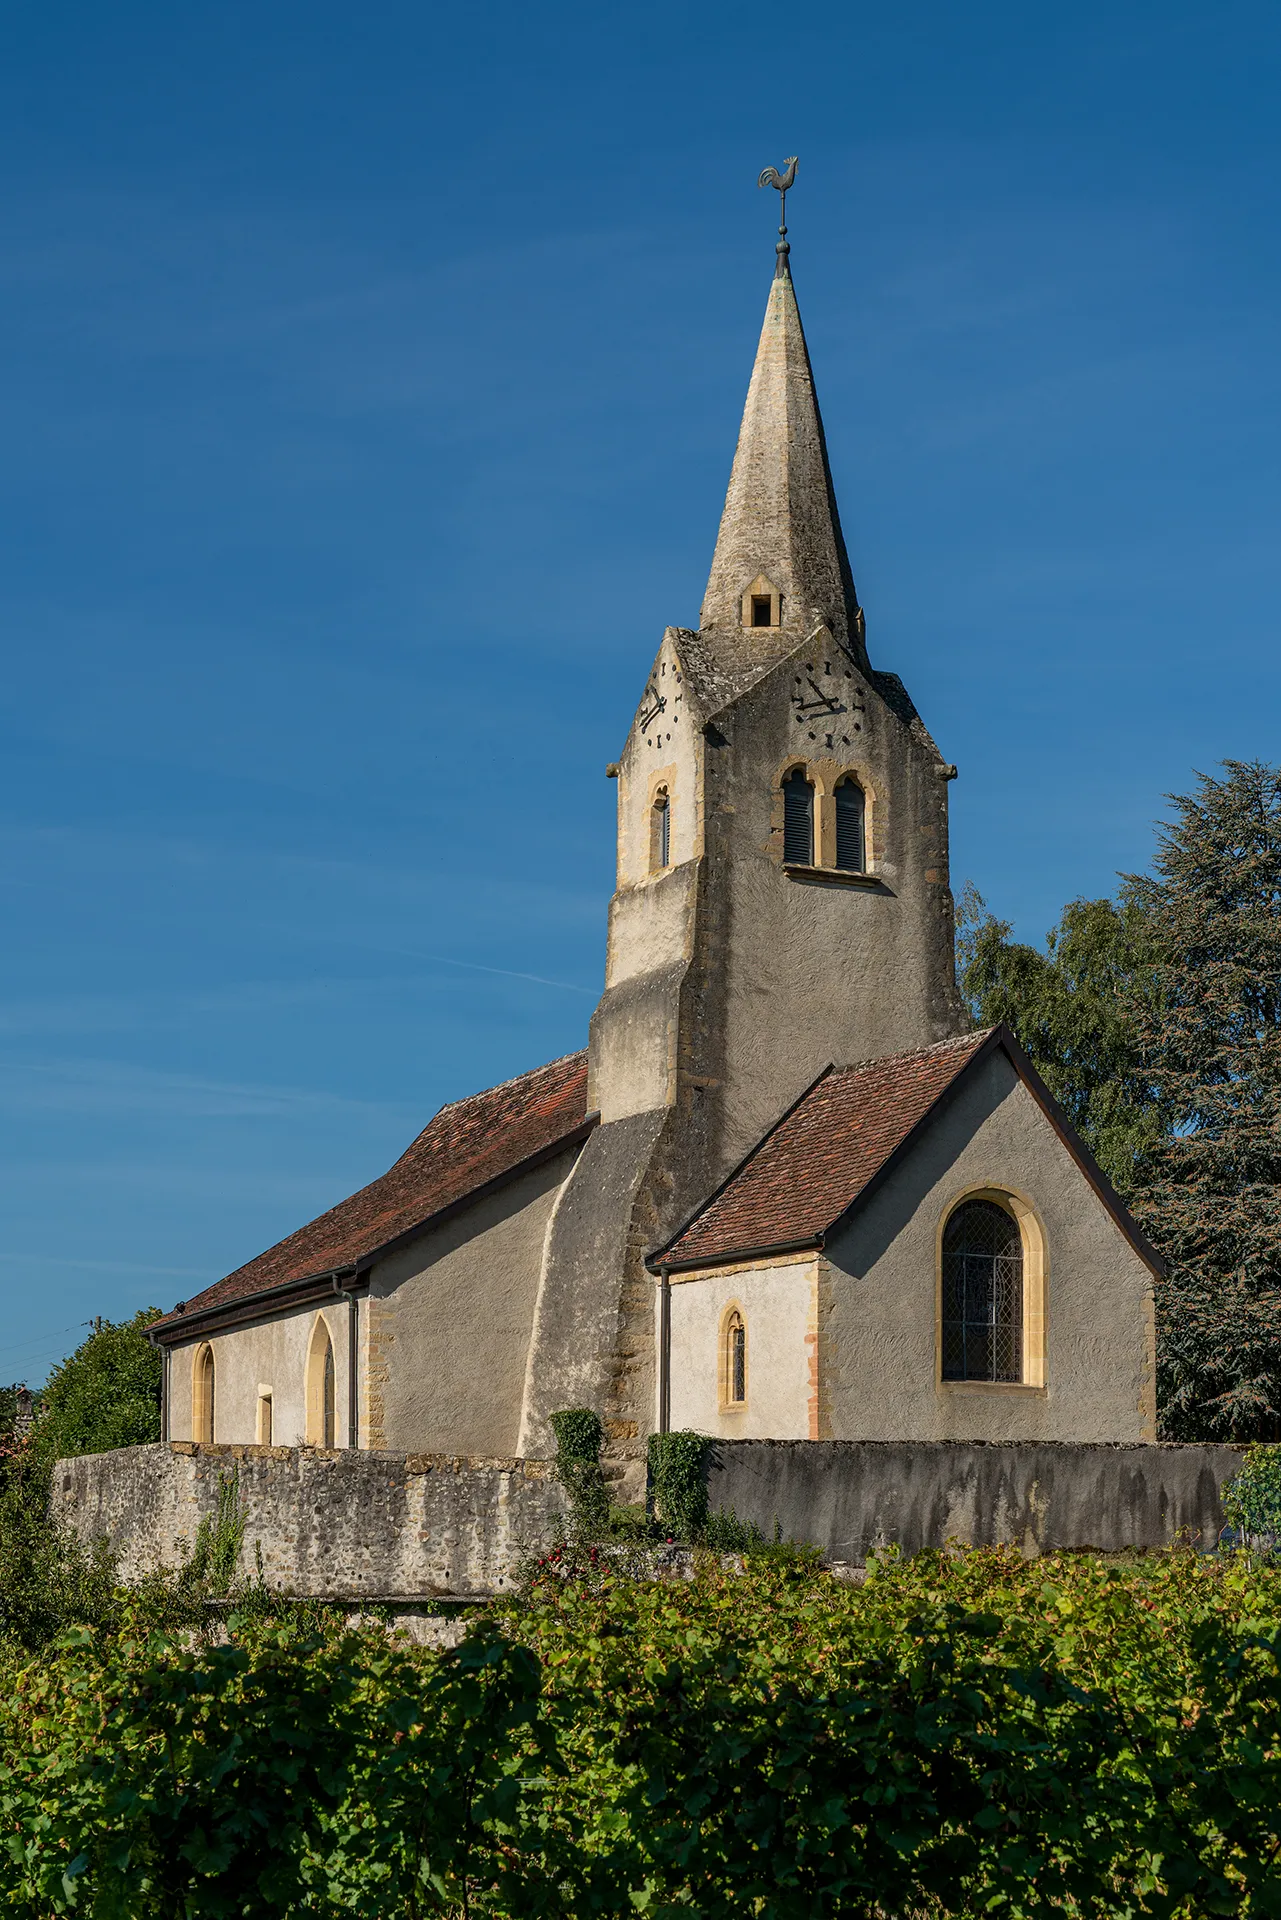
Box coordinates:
[152,1050,592,1335]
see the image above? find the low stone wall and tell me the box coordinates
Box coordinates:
[705,1440,1247,1564]
[57,1443,569,1599]
[58,1439,1250,1599]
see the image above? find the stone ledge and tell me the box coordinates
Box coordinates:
[166,1441,555,1476]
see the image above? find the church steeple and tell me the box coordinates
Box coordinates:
[699,239,866,675]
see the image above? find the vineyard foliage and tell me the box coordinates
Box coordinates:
[1,1548,1280,1916]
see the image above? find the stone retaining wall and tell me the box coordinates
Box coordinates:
[57,1443,569,1598]
[58,1439,1250,1598]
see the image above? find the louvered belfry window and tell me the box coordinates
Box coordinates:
[782,768,814,865]
[941,1199,1024,1382]
[834,777,866,873]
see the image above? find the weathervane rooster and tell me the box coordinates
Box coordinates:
[758,157,798,273]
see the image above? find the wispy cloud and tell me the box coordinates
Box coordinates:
[377,947,594,995]
[0,1057,416,1123]
[0,1253,214,1277]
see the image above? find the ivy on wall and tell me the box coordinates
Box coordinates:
[647,1429,707,1539]
[548,1408,609,1534]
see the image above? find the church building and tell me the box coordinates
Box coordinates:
[150,201,1159,1496]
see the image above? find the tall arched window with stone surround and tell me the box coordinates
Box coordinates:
[782,767,814,865]
[834,775,866,873]
[306,1317,338,1447]
[941,1198,1024,1382]
[719,1304,748,1410]
[192,1343,215,1443]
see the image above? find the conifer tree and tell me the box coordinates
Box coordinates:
[1126,760,1281,1439]
[956,884,1160,1193]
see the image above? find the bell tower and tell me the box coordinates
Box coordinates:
[520,172,963,1483]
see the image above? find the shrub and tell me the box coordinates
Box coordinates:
[647,1427,707,1538]
[33,1310,163,1463]
[1223,1443,1281,1546]
[4,1548,1279,1915]
[549,1408,609,1533]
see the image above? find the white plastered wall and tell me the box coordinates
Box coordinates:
[165,1296,357,1448]
[667,1258,817,1438]
[821,1047,1156,1441]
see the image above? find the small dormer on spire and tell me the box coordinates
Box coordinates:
[699,162,867,677]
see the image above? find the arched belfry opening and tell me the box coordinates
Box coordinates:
[834,775,866,873]
[782,766,814,865]
[650,785,671,871]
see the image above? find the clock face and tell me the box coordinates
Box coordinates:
[791,659,864,750]
[639,665,683,749]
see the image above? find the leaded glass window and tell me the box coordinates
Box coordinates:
[941,1199,1023,1382]
[725,1305,745,1413]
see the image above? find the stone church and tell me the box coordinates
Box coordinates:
[151,215,1159,1497]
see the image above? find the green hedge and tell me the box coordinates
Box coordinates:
[2,1548,1281,1915]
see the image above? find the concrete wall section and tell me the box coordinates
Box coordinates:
[822,1048,1156,1442]
[668,1258,816,1439]
[370,1144,580,1456]
[706,1439,1245,1564]
[58,1443,569,1597]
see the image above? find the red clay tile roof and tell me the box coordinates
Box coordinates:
[154,1051,591,1329]
[656,1031,992,1270]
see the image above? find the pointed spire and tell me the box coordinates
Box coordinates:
[699,251,866,675]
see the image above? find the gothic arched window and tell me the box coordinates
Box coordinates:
[720,1305,747,1408]
[941,1199,1024,1382]
[192,1343,215,1444]
[834,776,866,873]
[782,767,814,866]
[650,786,671,871]
[307,1318,338,1447]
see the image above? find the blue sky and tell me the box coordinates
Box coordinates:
[4,0,1281,1379]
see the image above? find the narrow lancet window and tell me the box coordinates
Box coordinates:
[307,1318,338,1447]
[722,1307,747,1407]
[835,777,866,873]
[650,788,671,870]
[323,1339,336,1448]
[942,1199,1024,1383]
[782,767,814,865]
[193,1344,215,1444]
